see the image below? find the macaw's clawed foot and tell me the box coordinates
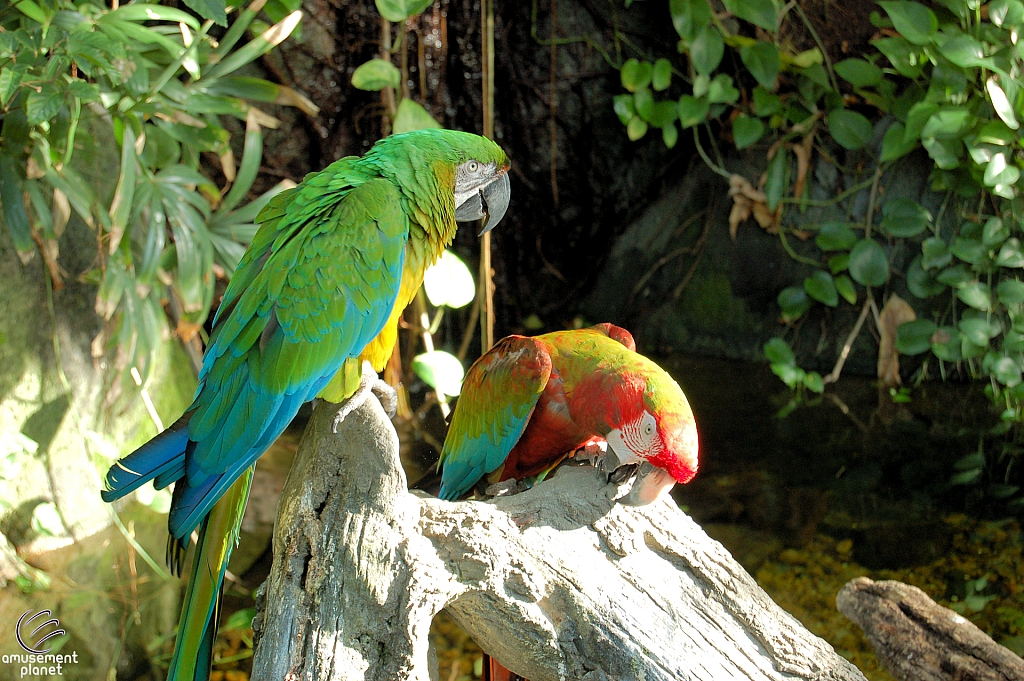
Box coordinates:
[484,478,529,498]
[570,439,608,467]
[332,362,398,433]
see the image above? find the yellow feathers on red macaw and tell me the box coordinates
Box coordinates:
[438,323,699,505]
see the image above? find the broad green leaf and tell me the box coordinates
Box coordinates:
[937,264,972,288]
[903,101,938,142]
[753,87,781,116]
[634,88,655,121]
[690,26,724,76]
[412,350,465,396]
[950,237,986,265]
[670,0,712,41]
[815,222,857,251]
[376,0,431,21]
[922,137,962,169]
[804,270,838,306]
[764,337,795,365]
[880,122,917,161]
[990,0,1024,26]
[393,99,441,134]
[0,155,33,255]
[878,1,937,45]
[829,253,850,273]
[921,107,973,140]
[834,58,883,87]
[983,217,1010,247]
[614,94,636,125]
[423,250,475,308]
[804,372,825,393]
[732,115,765,149]
[740,42,780,89]
[976,120,1016,145]
[931,326,962,361]
[849,238,889,286]
[181,0,227,25]
[997,238,1024,268]
[627,116,648,140]
[707,74,739,103]
[984,153,1020,187]
[765,147,787,211]
[835,275,857,304]
[959,318,996,346]
[778,286,810,322]
[907,255,945,297]
[986,77,1019,130]
[647,101,678,127]
[872,36,925,77]
[663,123,679,148]
[723,0,778,30]
[26,83,64,125]
[998,279,1024,305]
[957,281,992,311]
[896,318,937,355]
[678,95,710,128]
[621,59,653,92]
[652,58,673,91]
[939,35,988,67]
[921,237,951,269]
[351,58,400,91]
[0,68,23,108]
[880,198,930,237]
[993,356,1023,387]
[828,110,873,150]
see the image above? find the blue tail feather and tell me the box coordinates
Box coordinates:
[101,415,192,503]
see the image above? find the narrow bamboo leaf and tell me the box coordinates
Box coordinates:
[218,110,263,215]
[205,11,302,80]
[0,155,34,255]
[108,124,138,253]
[765,147,787,211]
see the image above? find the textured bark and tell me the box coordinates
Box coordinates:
[252,396,868,681]
[837,577,1024,681]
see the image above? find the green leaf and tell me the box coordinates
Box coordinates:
[753,87,781,116]
[977,120,1016,145]
[993,356,1023,387]
[222,607,257,631]
[950,237,986,265]
[984,153,1020,187]
[627,116,648,141]
[764,337,795,365]
[921,107,973,140]
[690,26,724,76]
[828,110,873,150]
[922,137,962,169]
[0,155,33,255]
[880,199,930,238]
[181,0,227,25]
[634,88,655,121]
[778,286,810,322]
[896,318,938,355]
[765,147,787,211]
[921,237,951,269]
[877,1,937,45]
[904,101,938,142]
[815,222,857,251]
[959,318,995,346]
[990,0,1024,26]
[670,0,712,41]
[663,123,679,148]
[423,250,475,308]
[740,42,780,89]
[804,270,838,306]
[835,275,857,304]
[997,238,1024,268]
[26,83,64,125]
[205,11,302,79]
[723,0,778,30]
[829,253,850,274]
[31,503,65,537]
[849,239,889,286]
[614,94,636,125]
[678,95,710,128]
[834,58,883,87]
[957,282,992,311]
[393,99,441,134]
[733,115,765,149]
[107,124,137,254]
[880,122,917,162]
[986,77,1019,130]
[907,255,945,298]
[621,59,653,92]
[998,279,1024,305]
[872,37,925,78]
[105,4,201,28]
[376,0,431,21]
[804,372,825,393]
[652,58,673,91]
[939,35,989,68]
[930,326,962,361]
[707,74,739,104]
[412,350,465,396]
[351,58,400,91]
[937,264,972,288]
[983,217,1010,247]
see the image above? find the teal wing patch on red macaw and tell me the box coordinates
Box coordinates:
[170,174,409,537]
[438,336,553,500]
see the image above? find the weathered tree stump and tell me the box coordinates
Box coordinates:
[251,397,867,681]
[837,576,1024,681]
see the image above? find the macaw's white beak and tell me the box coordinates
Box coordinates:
[619,462,676,506]
[454,171,511,235]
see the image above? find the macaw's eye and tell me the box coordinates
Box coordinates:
[467,160,479,172]
[644,422,654,436]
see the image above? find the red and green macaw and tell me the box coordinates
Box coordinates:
[438,323,699,506]
[101,129,510,680]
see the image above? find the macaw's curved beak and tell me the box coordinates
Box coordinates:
[455,171,510,236]
[619,462,677,506]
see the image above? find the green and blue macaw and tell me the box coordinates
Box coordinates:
[101,129,510,680]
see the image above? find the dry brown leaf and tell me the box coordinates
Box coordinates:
[877,294,916,387]
[792,133,814,202]
[729,174,777,238]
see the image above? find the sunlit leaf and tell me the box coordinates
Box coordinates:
[423,250,475,309]
[392,99,442,134]
[621,59,653,92]
[412,351,465,396]
[351,58,400,91]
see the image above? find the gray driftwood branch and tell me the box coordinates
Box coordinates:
[251,397,867,681]
[837,576,1024,681]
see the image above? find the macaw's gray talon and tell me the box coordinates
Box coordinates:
[608,463,638,485]
[332,362,395,432]
[485,479,528,498]
[371,380,398,418]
